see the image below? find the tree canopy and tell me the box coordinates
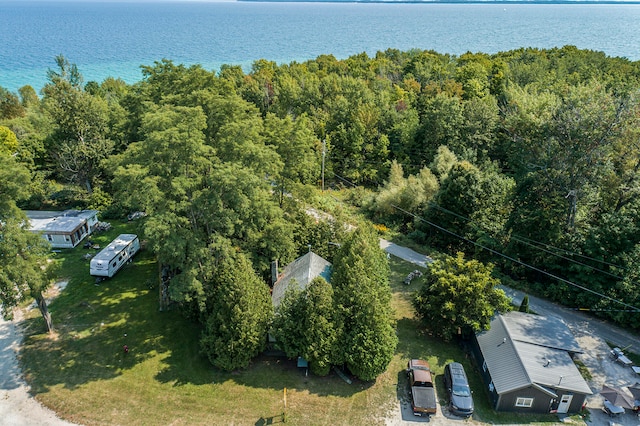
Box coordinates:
[0,153,56,332]
[413,252,511,341]
[3,46,640,367]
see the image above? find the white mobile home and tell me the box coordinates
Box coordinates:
[25,210,99,249]
[90,234,140,279]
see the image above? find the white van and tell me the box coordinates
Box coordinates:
[90,234,140,281]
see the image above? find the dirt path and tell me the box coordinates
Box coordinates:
[0,282,76,426]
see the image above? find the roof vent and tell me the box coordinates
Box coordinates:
[544,359,551,367]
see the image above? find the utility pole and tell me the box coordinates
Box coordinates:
[321,139,326,192]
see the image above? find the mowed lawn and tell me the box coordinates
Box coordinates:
[18,222,560,425]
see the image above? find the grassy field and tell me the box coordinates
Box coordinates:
[18,221,568,425]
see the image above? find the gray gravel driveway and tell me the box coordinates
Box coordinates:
[0,316,75,426]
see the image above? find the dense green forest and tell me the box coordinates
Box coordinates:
[2,46,640,352]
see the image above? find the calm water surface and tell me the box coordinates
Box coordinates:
[1,1,639,91]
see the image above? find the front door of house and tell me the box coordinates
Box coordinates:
[557,394,573,414]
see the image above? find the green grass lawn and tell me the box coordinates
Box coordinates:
[18,221,568,425]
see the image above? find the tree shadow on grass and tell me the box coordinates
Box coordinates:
[154,347,372,397]
[19,247,178,393]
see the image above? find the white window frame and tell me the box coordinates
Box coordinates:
[482,360,487,372]
[488,382,494,392]
[515,397,534,407]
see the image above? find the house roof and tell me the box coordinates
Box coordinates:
[271,251,332,307]
[504,310,583,354]
[476,311,592,396]
[25,210,99,234]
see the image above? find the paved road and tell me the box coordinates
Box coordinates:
[499,287,640,356]
[379,238,640,356]
[379,239,433,268]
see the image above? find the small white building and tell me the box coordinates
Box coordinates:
[25,210,99,249]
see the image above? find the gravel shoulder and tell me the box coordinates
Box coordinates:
[0,318,75,426]
[0,282,76,426]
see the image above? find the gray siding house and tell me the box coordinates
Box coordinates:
[472,311,592,414]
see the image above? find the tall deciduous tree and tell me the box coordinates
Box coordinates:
[0,153,56,332]
[110,104,212,218]
[420,160,514,253]
[322,75,390,183]
[42,55,114,193]
[18,85,39,109]
[332,225,397,381]
[0,86,26,119]
[413,252,511,341]
[502,81,625,230]
[263,113,321,205]
[372,160,439,221]
[0,126,18,155]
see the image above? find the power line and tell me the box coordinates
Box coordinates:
[426,200,627,274]
[509,235,624,281]
[332,151,629,272]
[390,204,640,313]
[330,172,358,188]
[569,308,640,312]
[329,171,640,312]
[514,235,627,271]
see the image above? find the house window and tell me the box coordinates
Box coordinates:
[482,360,487,372]
[488,382,494,392]
[47,235,53,242]
[516,398,534,407]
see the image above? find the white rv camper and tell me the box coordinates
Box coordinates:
[90,234,140,280]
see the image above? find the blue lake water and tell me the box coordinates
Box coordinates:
[1,1,640,92]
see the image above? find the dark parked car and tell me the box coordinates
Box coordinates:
[444,362,474,417]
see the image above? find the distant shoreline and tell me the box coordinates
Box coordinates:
[238,0,640,4]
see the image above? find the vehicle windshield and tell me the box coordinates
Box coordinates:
[453,385,471,397]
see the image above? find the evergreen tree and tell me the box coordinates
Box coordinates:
[519,294,530,313]
[302,277,337,376]
[271,286,306,359]
[200,248,273,371]
[332,225,397,381]
[272,277,337,376]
